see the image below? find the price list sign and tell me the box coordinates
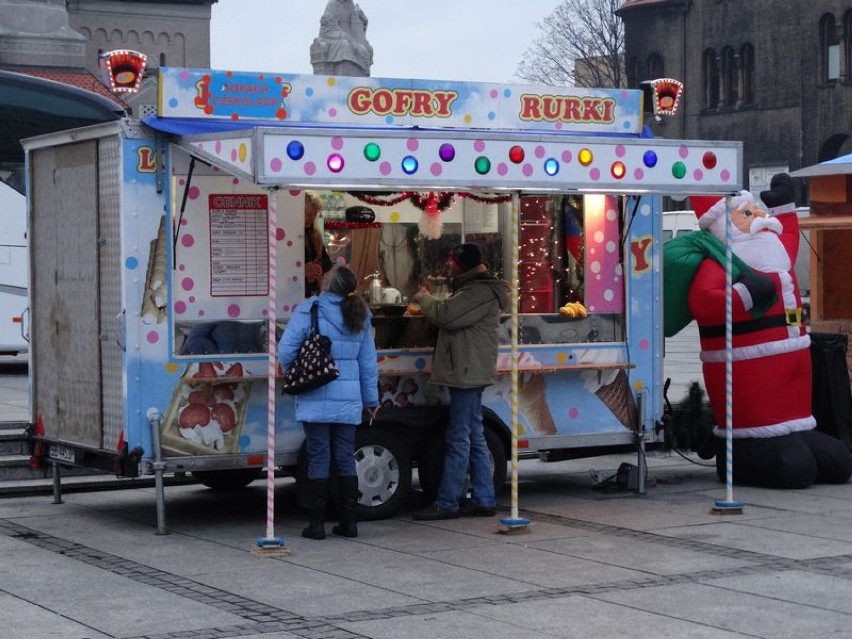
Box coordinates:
[208,194,269,296]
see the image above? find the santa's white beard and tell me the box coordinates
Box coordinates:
[708,215,790,272]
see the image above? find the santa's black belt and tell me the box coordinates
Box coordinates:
[699,313,791,339]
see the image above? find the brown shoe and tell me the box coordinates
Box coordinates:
[458,501,496,517]
[413,503,458,520]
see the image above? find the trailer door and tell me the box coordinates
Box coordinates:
[31,141,102,446]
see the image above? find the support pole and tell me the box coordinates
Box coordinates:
[146,408,169,534]
[254,192,289,556]
[636,390,647,495]
[51,460,62,504]
[713,195,744,515]
[499,192,530,533]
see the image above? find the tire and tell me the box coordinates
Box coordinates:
[192,468,262,491]
[419,426,508,500]
[353,428,411,521]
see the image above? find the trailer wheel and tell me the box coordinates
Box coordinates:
[354,429,411,521]
[192,468,262,492]
[419,426,507,500]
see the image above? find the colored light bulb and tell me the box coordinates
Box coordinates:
[578,148,593,166]
[702,151,717,169]
[672,161,687,179]
[544,158,560,176]
[439,143,456,162]
[286,140,305,161]
[364,143,381,162]
[327,153,345,173]
[611,162,626,179]
[509,145,525,164]
[474,156,491,175]
[643,150,658,168]
[401,155,419,174]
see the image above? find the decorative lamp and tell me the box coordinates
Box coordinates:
[99,49,148,94]
[641,78,684,117]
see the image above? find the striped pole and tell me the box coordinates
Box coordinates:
[714,195,743,514]
[499,193,529,531]
[256,193,286,549]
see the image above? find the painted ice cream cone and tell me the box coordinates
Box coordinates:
[595,369,638,430]
[518,373,558,436]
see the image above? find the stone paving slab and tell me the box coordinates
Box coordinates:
[465,595,749,639]
[593,581,852,639]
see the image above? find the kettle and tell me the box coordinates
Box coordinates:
[382,287,402,304]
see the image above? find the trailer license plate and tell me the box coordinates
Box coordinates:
[48,445,75,464]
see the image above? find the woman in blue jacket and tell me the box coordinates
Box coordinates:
[279,266,379,540]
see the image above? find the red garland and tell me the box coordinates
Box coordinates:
[349,191,510,212]
[459,192,512,204]
[324,220,383,230]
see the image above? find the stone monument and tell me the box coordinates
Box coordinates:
[0,0,87,67]
[310,0,373,77]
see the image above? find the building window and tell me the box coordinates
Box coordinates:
[647,53,665,79]
[627,56,639,88]
[703,49,719,109]
[721,46,738,106]
[740,43,754,104]
[820,13,840,82]
[846,10,852,81]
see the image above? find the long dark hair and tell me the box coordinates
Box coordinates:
[327,266,368,333]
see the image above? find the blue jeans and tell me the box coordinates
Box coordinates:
[303,422,357,479]
[436,387,496,510]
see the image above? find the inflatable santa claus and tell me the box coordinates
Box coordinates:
[665,173,851,488]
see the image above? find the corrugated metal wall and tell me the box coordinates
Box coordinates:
[98,135,125,451]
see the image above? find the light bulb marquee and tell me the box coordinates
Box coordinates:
[642,78,684,117]
[100,49,148,94]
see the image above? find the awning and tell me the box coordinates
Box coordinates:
[142,115,745,196]
[790,153,852,178]
[0,69,126,166]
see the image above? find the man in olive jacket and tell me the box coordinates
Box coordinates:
[412,243,510,520]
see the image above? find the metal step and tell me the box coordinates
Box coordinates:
[0,455,49,482]
[0,427,28,455]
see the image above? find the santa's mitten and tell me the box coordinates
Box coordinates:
[760,173,795,214]
[735,272,775,310]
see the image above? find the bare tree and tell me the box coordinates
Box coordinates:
[516,0,625,88]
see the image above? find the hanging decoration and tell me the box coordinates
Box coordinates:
[419,191,443,239]
[347,191,512,240]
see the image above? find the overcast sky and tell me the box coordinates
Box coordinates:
[210,1,559,83]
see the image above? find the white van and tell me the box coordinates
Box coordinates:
[0,183,28,355]
[662,209,698,242]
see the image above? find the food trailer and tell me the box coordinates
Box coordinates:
[24,67,742,520]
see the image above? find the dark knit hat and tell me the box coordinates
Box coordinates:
[448,243,482,271]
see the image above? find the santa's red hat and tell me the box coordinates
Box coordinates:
[689,191,753,231]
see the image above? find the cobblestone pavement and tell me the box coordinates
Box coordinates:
[2,452,852,639]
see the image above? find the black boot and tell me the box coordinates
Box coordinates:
[301,478,327,540]
[331,475,359,538]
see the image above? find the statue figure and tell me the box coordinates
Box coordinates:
[310,0,373,77]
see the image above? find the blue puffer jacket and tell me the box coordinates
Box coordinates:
[278,293,379,425]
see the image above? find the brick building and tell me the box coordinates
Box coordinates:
[617,0,852,202]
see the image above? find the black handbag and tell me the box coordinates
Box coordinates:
[281,302,340,395]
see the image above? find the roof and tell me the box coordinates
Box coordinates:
[0,69,126,165]
[617,0,687,13]
[5,67,127,109]
[790,153,852,178]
